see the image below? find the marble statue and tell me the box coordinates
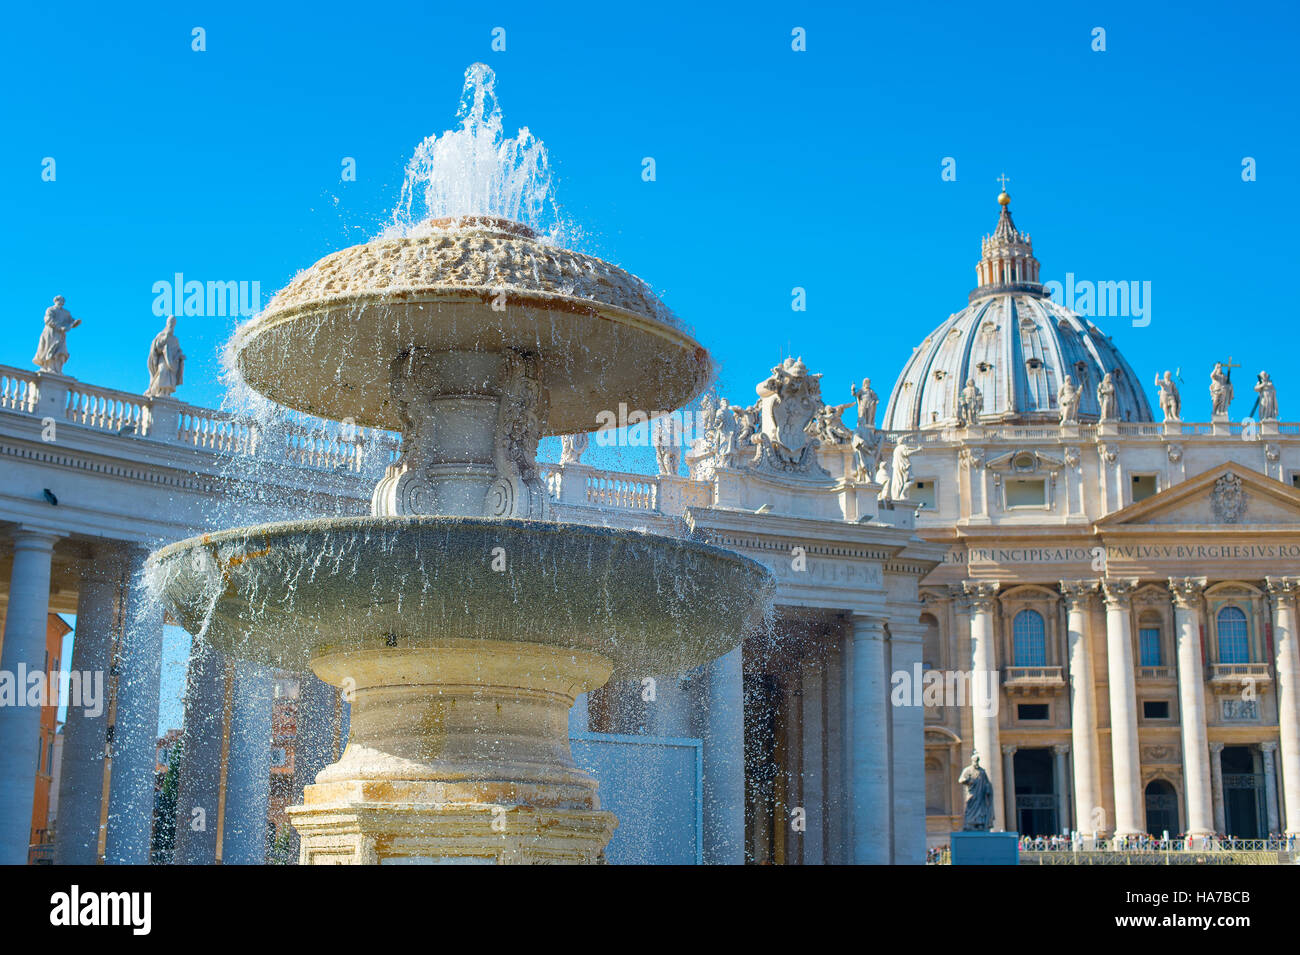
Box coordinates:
[958,753,994,831]
[889,441,917,501]
[652,416,683,476]
[1210,362,1233,417]
[1154,371,1181,422]
[1057,375,1081,425]
[559,431,589,465]
[807,401,855,447]
[712,397,741,468]
[851,377,878,431]
[852,427,884,482]
[1096,372,1117,422]
[753,357,824,470]
[875,459,892,501]
[1256,371,1278,421]
[956,378,983,427]
[733,402,760,456]
[145,316,186,398]
[34,295,82,374]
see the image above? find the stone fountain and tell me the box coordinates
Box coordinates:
[146,72,773,864]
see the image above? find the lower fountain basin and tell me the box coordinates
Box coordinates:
[146,516,773,678]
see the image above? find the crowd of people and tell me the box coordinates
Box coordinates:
[925,832,1298,863]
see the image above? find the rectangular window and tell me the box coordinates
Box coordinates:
[1142,700,1170,719]
[1131,474,1157,502]
[1017,703,1049,721]
[1005,479,1046,508]
[910,480,937,510]
[1138,628,1162,667]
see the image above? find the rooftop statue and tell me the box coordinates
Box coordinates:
[889,440,918,501]
[1097,372,1118,422]
[956,378,983,427]
[851,377,878,432]
[1256,371,1278,421]
[34,295,82,375]
[145,315,185,398]
[559,431,588,465]
[653,415,683,476]
[1210,362,1233,417]
[958,752,994,831]
[1154,371,1181,422]
[1057,375,1081,425]
[807,400,855,448]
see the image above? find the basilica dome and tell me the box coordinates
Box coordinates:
[883,193,1153,431]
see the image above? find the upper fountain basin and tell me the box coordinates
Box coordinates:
[146,515,774,678]
[232,218,713,435]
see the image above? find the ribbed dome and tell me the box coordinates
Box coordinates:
[883,190,1153,431]
[883,293,1153,430]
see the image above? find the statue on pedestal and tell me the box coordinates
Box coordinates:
[889,440,918,501]
[559,432,589,465]
[1255,371,1278,421]
[1154,371,1181,421]
[652,416,683,476]
[1096,372,1118,422]
[145,315,186,398]
[958,753,994,831]
[1057,375,1081,425]
[851,377,878,431]
[34,295,82,374]
[956,379,983,427]
[1210,362,1233,417]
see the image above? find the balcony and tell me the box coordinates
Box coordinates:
[1137,665,1175,683]
[1003,666,1066,697]
[1208,662,1272,695]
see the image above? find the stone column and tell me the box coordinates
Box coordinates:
[800,657,824,865]
[1264,577,1300,835]
[173,639,227,864]
[0,527,61,865]
[848,615,891,863]
[963,581,1003,830]
[1168,576,1214,843]
[889,622,925,864]
[1002,744,1018,832]
[1102,577,1143,837]
[1053,744,1071,835]
[221,662,273,865]
[1261,742,1281,836]
[54,548,122,865]
[1060,580,1100,834]
[823,640,847,863]
[103,545,165,865]
[1209,742,1226,836]
[700,646,744,864]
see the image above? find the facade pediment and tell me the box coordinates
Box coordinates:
[1096,463,1300,528]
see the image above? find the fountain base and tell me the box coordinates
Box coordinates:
[288,641,618,864]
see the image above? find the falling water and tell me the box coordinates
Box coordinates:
[381,62,563,240]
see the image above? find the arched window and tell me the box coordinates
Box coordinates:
[1217,607,1250,663]
[1013,609,1046,666]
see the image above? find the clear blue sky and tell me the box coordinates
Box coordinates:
[6,1,1299,730]
[3,0,1297,424]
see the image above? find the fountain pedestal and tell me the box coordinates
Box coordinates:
[290,642,617,864]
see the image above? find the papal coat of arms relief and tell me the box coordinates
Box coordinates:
[1210,472,1248,524]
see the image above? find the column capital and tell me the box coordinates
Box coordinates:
[1168,576,1209,609]
[1260,740,1278,755]
[849,614,888,640]
[1101,577,1141,610]
[1265,576,1300,599]
[1052,743,1071,755]
[11,526,63,550]
[962,579,1000,614]
[1209,741,1225,754]
[1001,743,1017,756]
[1059,579,1100,612]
